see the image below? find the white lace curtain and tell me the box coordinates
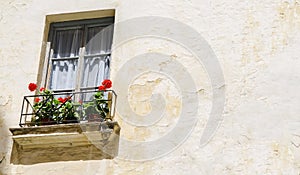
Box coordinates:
[50,25,113,91]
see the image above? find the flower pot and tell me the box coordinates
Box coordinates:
[40,117,56,125]
[62,119,79,124]
[87,114,105,122]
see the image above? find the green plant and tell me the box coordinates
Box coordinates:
[83,79,112,122]
[83,91,109,122]
[27,79,113,125]
[31,88,59,125]
[28,84,79,125]
[57,96,79,123]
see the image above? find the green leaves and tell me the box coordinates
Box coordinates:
[32,92,79,125]
[30,88,111,125]
[83,91,110,121]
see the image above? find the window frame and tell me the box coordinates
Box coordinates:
[43,16,115,93]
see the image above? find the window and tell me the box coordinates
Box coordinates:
[10,13,120,165]
[44,17,114,93]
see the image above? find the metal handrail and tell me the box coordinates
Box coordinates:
[20,88,117,127]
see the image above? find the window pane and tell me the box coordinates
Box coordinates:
[53,29,82,58]
[81,55,110,88]
[50,59,78,90]
[85,25,114,55]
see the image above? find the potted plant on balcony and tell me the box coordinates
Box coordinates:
[29,85,56,125]
[25,79,114,126]
[83,79,112,122]
[57,96,79,124]
[28,83,79,125]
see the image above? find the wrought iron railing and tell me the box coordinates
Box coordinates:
[20,88,117,127]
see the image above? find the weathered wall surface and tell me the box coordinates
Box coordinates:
[1,0,300,174]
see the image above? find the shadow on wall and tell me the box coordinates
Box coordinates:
[0,107,9,175]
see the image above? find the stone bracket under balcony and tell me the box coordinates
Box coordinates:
[9,121,120,165]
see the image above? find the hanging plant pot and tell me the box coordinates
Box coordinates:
[87,113,105,122]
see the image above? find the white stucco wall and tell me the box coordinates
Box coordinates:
[1,0,300,174]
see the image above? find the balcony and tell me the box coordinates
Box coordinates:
[9,88,120,165]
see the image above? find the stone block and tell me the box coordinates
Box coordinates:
[9,122,120,165]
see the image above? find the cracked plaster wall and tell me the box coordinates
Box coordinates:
[0,0,300,174]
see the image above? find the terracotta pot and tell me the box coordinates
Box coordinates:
[87,114,104,122]
[40,117,56,125]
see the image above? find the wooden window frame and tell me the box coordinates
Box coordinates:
[42,17,114,93]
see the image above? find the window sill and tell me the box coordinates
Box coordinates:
[9,121,120,165]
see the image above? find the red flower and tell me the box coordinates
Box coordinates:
[34,97,40,103]
[58,97,71,103]
[98,85,106,91]
[58,97,65,103]
[28,83,37,92]
[102,79,112,89]
[40,87,45,92]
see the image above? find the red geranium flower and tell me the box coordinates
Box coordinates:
[58,97,71,103]
[102,79,112,88]
[58,97,65,103]
[28,83,37,92]
[34,97,40,103]
[98,85,106,91]
[40,87,45,92]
